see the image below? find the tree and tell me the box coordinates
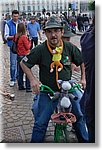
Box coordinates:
[88,1,95,11]
[68,3,71,9]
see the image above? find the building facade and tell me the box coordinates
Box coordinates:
[0,0,90,18]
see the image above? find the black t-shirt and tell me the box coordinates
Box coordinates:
[22,40,83,91]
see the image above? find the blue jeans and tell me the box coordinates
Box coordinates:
[31,37,38,49]
[17,62,30,89]
[10,49,17,81]
[31,89,88,143]
[31,93,58,142]
[70,89,89,142]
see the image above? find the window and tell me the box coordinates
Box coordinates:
[33,6,35,11]
[38,5,40,11]
[23,6,25,11]
[27,6,31,12]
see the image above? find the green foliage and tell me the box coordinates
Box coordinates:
[88,1,95,11]
[68,3,71,9]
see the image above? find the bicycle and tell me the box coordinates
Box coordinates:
[40,80,82,143]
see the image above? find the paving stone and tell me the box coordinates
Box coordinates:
[44,135,54,143]
[14,121,23,126]
[7,121,15,126]
[25,134,31,143]
[23,121,30,125]
[22,124,31,130]
[24,128,32,134]
[3,126,25,143]
[7,118,14,123]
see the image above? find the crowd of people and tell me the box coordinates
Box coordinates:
[1,11,92,44]
[0,9,95,143]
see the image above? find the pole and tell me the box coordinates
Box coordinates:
[17,0,20,11]
[68,1,69,17]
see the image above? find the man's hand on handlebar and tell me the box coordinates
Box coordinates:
[30,79,40,94]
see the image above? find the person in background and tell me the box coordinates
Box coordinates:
[21,16,28,29]
[27,16,42,49]
[14,23,31,92]
[62,25,80,73]
[62,24,88,142]
[77,14,83,32]
[80,14,95,143]
[1,15,7,44]
[83,14,90,31]
[4,10,21,87]
[20,15,88,143]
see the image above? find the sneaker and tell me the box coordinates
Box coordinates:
[9,81,15,87]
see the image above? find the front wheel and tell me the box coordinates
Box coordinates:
[54,124,66,143]
[54,123,78,143]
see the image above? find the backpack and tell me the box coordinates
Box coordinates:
[11,35,19,54]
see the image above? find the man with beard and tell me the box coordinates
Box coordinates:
[20,15,88,143]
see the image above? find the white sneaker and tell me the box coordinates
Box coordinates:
[9,81,15,87]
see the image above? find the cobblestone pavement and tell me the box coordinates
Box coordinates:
[0,32,82,143]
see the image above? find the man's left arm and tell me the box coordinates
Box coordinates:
[38,30,42,41]
[80,62,86,89]
[37,23,42,41]
[69,42,86,89]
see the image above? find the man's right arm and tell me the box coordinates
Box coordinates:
[4,24,14,40]
[20,60,40,94]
